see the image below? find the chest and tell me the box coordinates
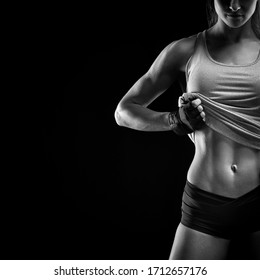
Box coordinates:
[186,59,260,109]
[207,41,260,66]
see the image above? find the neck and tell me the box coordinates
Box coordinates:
[211,19,256,42]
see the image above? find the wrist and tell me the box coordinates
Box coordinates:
[168,110,194,135]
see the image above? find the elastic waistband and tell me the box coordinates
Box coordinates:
[186,180,260,204]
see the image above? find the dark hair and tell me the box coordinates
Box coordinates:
[206,0,260,38]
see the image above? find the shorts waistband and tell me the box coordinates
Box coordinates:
[186,180,260,203]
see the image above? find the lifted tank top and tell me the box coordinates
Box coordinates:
[185,30,260,150]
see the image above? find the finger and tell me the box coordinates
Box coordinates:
[186,103,203,114]
[182,92,199,102]
[197,105,203,113]
[200,111,206,120]
[191,99,202,107]
[178,96,185,107]
[190,110,205,122]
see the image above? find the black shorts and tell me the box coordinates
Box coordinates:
[181,181,260,239]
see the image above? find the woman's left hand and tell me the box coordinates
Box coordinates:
[178,92,206,130]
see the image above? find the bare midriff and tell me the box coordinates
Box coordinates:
[187,126,260,198]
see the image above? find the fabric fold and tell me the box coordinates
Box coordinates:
[185,30,260,150]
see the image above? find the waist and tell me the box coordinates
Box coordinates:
[187,127,260,198]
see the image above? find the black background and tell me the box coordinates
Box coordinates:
[2,2,254,259]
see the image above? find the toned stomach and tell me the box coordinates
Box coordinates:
[187,127,260,198]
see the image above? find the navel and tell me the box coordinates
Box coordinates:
[231,164,238,173]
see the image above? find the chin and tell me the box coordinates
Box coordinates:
[224,15,250,29]
[224,19,246,29]
[226,23,245,29]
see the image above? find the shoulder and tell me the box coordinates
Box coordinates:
[165,34,198,71]
[169,34,198,55]
[149,33,199,74]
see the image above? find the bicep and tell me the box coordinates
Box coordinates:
[120,73,174,108]
[120,42,181,107]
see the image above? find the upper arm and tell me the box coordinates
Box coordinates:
[119,35,197,108]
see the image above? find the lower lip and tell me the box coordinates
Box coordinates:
[227,15,243,20]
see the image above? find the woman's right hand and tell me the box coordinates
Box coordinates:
[178,92,206,131]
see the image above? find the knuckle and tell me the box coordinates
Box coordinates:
[192,99,201,106]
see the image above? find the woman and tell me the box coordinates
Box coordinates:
[114,0,260,259]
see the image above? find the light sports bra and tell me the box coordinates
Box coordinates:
[185,30,260,150]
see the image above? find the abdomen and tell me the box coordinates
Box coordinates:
[187,127,260,198]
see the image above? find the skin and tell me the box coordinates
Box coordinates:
[189,0,260,196]
[115,0,260,259]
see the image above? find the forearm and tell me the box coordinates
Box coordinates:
[115,103,171,131]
